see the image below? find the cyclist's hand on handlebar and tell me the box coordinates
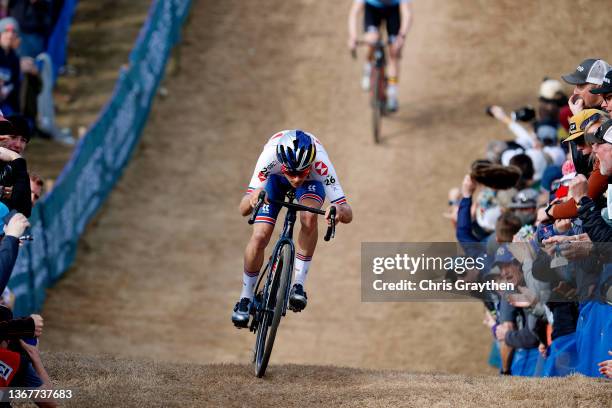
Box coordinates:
[325,205,338,225]
[250,188,266,208]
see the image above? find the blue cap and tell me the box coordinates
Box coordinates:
[493,244,515,266]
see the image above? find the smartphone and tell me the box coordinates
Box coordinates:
[21,337,37,346]
[537,223,556,242]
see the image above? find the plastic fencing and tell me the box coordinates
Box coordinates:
[9,0,192,317]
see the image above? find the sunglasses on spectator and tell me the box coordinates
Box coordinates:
[281,165,310,178]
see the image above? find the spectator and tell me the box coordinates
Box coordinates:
[8,0,53,58]
[0,119,30,217]
[538,78,571,133]
[590,69,612,115]
[562,58,610,178]
[508,153,536,190]
[0,211,29,289]
[541,110,608,223]
[0,17,20,115]
[29,171,42,205]
[599,351,612,378]
[561,58,610,114]
[0,305,56,407]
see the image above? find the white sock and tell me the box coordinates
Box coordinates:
[293,254,312,287]
[387,84,398,97]
[240,270,259,300]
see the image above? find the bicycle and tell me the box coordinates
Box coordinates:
[352,40,387,144]
[247,190,336,378]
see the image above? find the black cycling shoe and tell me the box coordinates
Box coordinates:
[232,297,251,328]
[289,284,307,312]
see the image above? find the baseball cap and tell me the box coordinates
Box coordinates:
[493,244,515,266]
[507,188,538,209]
[0,17,18,34]
[590,69,612,95]
[5,114,31,142]
[562,58,610,85]
[539,79,563,101]
[585,118,612,144]
[0,117,17,136]
[564,109,608,142]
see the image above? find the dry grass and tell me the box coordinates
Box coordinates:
[27,352,609,407]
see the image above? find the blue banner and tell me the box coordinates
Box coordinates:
[9,0,192,316]
[46,0,78,81]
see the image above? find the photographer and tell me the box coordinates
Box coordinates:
[0,116,31,217]
[488,106,564,173]
[0,305,56,407]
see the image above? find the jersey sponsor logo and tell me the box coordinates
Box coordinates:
[258,161,277,181]
[308,184,317,192]
[261,204,271,214]
[577,65,584,72]
[314,161,328,176]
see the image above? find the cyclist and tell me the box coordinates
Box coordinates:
[347,0,413,112]
[232,130,353,328]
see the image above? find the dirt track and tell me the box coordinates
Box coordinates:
[42,354,611,407]
[40,0,612,382]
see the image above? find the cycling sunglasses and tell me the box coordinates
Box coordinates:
[281,165,311,178]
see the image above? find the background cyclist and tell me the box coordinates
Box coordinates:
[232,130,353,328]
[347,0,414,112]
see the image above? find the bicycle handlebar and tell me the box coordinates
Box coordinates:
[247,191,336,240]
[324,206,336,242]
[248,190,267,225]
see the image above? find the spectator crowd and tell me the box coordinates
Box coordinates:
[447,57,612,378]
[0,1,73,405]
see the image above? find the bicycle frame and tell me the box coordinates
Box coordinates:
[252,206,297,323]
[371,40,387,100]
[353,39,387,143]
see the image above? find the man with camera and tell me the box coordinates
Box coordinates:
[0,116,30,217]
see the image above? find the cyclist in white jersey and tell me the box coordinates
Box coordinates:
[348,0,413,112]
[232,130,353,327]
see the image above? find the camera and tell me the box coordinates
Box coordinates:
[486,105,536,122]
[511,106,536,122]
[0,163,14,188]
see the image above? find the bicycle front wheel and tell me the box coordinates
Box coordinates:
[254,244,292,378]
